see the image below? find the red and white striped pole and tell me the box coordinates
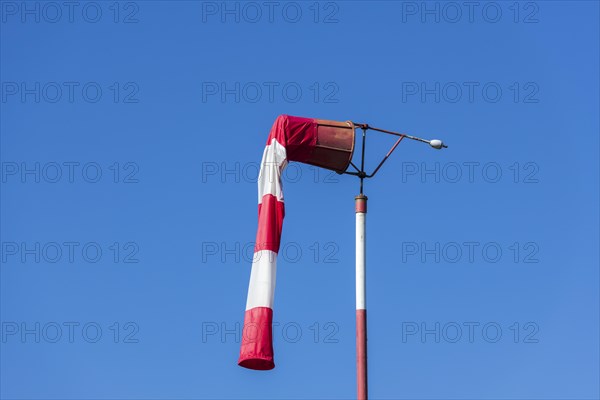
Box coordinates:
[355,194,368,400]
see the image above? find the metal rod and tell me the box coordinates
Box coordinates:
[366,136,404,178]
[355,194,368,400]
[352,123,439,146]
[360,128,367,171]
[359,128,367,194]
[342,171,361,177]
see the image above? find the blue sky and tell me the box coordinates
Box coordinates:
[1,1,598,399]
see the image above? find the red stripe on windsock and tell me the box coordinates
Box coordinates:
[238,307,274,370]
[265,115,317,163]
[255,195,285,253]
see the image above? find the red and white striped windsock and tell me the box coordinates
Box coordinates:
[238,115,321,370]
[238,115,355,370]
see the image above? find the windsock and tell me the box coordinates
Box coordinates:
[238,115,354,370]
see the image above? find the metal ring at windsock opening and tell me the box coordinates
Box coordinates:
[302,119,355,173]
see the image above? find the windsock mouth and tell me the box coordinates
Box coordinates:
[304,118,355,174]
[238,358,275,371]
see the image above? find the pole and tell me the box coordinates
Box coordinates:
[355,194,368,400]
[344,123,445,398]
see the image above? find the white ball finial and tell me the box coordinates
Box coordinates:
[429,139,444,149]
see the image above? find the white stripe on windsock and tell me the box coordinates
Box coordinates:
[258,139,287,204]
[245,250,278,310]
